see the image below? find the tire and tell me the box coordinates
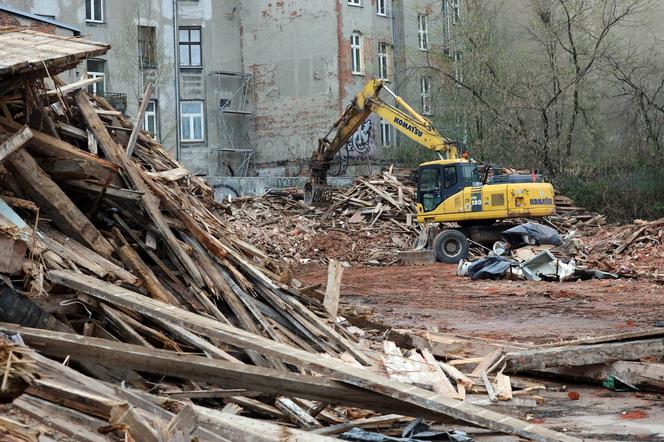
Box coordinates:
[433,229,469,263]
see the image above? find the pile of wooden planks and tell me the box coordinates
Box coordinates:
[0,32,579,441]
[221,168,423,265]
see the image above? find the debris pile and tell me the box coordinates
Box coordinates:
[548,195,607,232]
[0,28,583,442]
[221,168,423,265]
[582,218,664,280]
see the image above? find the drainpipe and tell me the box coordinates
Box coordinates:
[172,0,181,161]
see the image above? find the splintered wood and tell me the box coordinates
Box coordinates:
[219,168,423,265]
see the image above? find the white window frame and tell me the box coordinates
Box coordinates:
[86,60,105,96]
[376,0,389,16]
[418,14,429,51]
[85,0,104,23]
[180,100,205,142]
[348,0,362,6]
[454,51,463,85]
[351,33,363,75]
[380,118,393,146]
[451,0,461,24]
[378,43,389,81]
[421,77,431,115]
[143,100,159,140]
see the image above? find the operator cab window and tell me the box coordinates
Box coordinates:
[443,165,457,188]
[461,163,481,186]
[418,166,443,212]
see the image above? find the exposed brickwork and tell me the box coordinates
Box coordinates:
[0,12,20,27]
[28,21,55,34]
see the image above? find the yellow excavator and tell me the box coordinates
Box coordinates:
[306,79,556,263]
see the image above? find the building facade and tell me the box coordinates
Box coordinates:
[1,0,453,187]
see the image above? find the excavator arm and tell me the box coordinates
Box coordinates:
[306,79,458,204]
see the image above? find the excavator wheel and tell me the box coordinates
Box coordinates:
[433,229,469,264]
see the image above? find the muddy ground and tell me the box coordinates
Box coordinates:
[296,263,664,344]
[296,263,664,440]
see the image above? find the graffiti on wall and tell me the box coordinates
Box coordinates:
[345,115,378,160]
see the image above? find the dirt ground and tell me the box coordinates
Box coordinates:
[295,263,664,344]
[296,263,664,440]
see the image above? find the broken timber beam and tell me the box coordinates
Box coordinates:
[505,338,664,372]
[0,126,32,164]
[126,82,152,158]
[5,149,114,257]
[46,270,579,442]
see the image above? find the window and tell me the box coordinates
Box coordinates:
[378,43,390,80]
[454,51,463,85]
[451,0,461,24]
[85,0,104,23]
[351,33,362,75]
[180,101,205,142]
[421,77,431,114]
[380,119,392,146]
[143,100,159,140]
[86,59,105,96]
[443,166,457,188]
[348,0,362,6]
[377,0,389,16]
[138,26,157,68]
[179,27,202,67]
[418,14,429,50]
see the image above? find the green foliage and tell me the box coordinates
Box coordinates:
[558,162,664,222]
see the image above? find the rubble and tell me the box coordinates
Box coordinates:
[219,168,424,265]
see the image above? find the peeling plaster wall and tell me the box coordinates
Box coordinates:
[239,0,339,173]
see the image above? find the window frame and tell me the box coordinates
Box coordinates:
[138,25,157,69]
[376,0,389,16]
[380,118,393,146]
[180,100,205,142]
[418,14,429,51]
[86,59,106,96]
[421,76,431,115]
[85,0,104,23]
[377,42,390,81]
[351,33,363,75]
[348,0,362,6]
[143,100,159,141]
[179,26,202,68]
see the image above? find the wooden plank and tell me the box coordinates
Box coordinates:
[46,76,102,96]
[5,148,114,257]
[543,361,664,391]
[615,226,647,254]
[73,90,206,287]
[64,179,144,202]
[323,259,343,318]
[275,396,321,429]
[471,348,505,377]
[126,82,152,157]
[313,414,406,436]
[0,323,429,416]
[14,395,109,442]
[161,389,260,400]
[116,244,180,305]
[420,348,459,397]
[506,339,664,372]
[494,373,513,401]
[537,328,664,348]
[480,370,497,402]
[44,271,578,442]
[192,405,337,442]
[26,378,122,419]
[110,403,160,442]
[0,126,32,164]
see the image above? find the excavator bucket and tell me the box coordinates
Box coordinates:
[303,182,334,206]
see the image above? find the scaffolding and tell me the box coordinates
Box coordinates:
[207,71,255,177]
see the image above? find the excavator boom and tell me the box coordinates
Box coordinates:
[306,80,458,204]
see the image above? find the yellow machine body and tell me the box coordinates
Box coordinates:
[415,159,556,224]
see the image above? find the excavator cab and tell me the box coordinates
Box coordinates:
[416,160,481,213]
